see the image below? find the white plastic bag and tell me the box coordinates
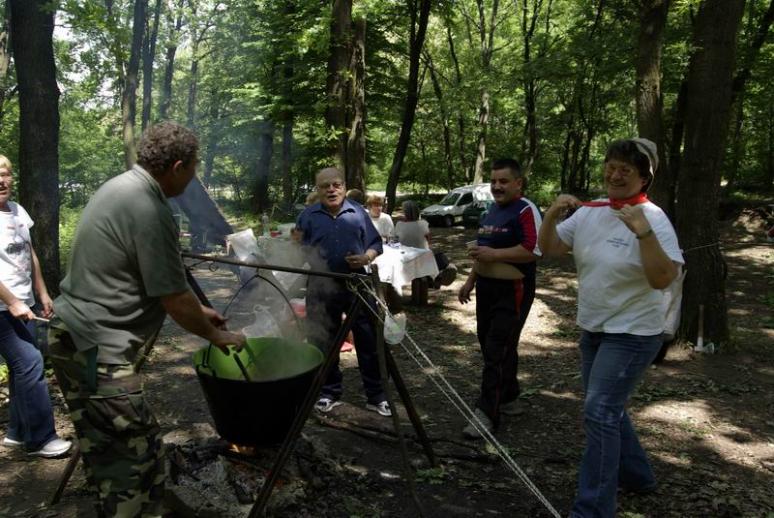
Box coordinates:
[384,313,407,345]
[662,267,685,342]
[243,305,282,338]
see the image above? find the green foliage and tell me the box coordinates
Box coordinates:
[42,0,772,230]
[59,205,84,271]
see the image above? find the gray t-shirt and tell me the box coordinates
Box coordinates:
[54,165,189,364]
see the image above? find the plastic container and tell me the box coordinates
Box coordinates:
[193,337,323,446]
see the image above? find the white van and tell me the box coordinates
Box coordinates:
[420,183,493,227]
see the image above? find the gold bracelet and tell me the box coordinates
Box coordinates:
[636,228,654,240]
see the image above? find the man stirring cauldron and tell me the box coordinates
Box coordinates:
[294,167,392,417]
[49,122,245,517]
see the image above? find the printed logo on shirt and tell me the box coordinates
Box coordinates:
[479,225,510,236]
[606,236,629,249]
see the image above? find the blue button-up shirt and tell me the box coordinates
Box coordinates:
[296,199,383,273]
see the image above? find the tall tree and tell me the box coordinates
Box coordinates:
[9,0,60,291]
[0,3,14,127]
[635,0,672,215]
[141,0,163,131]
[122,0,148,168]
[159,0,185,120]
[725,0,774,192]
[470,0,501,183]
[676,0,747,345]
[325,0,352,175]
[345,17,366,193]
[385,0,432,212]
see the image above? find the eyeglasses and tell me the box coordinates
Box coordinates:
[317,181,344,190]
[604,163,638,178]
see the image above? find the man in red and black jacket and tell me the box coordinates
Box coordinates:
[458,158,542,439]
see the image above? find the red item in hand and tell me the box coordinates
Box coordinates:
[581,193,649,210]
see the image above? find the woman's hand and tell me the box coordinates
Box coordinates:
[548,194,582,215]
[617,204,651,236]
[9,300,35,321]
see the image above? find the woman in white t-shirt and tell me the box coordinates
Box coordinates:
[0,155,71,458]
[366,194,394,242]
[395,201,456,287]
[538,139,683,518]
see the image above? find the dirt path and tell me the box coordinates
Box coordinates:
[1,221,772,517]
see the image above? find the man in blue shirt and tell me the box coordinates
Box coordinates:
[295,167,391,416]
[458,158,542,438]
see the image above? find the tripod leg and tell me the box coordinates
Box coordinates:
[385,349,438,467]
[50,443,81,505]
[370,268,425,517]
[248,296,361,518]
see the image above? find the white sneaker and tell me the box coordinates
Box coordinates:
[462,408,494,439]
[365,401,392,417]
[2,437,22,448]
[28,438,72,458]
[314,397,343,413]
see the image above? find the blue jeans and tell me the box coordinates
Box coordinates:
[571,331,661,518]
[0,311,57,450]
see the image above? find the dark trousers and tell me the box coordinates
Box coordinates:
[305,278,385,405]
[475,276,535,426]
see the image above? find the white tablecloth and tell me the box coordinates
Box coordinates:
[373,244,439,295]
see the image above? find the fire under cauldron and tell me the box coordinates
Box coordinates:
[193,337,323,447]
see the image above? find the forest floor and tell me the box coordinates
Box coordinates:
[1,208,773,518]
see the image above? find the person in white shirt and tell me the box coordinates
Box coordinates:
[366,194,394,242]
[395,200,456,287]
[539,138,683,518]
[0,154,71,458]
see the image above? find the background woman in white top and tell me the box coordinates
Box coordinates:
[0,155,71,458]
[395,200,456,287]
[539,139,683,517]
[366,194,394,242]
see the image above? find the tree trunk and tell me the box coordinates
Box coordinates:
[325,0,352,172]
[385,0,432,213]
[635,0,671,213]
[521,0,543,175]
[470,0,500,184]
[122,0,147,169]
[202,92,220,188]
[281,119,293,204]
[725,0,774,192]
[159,0,184,120]
[426,51,454,189]
[0,4,13,126]
[472,90,489,184]
[141,0,162,131]
[187,39,199,128]
[9,0,60,292]
[446,23,469,182]
[676,0,746,346]
[251,120,274,213]
[345,17,366,192]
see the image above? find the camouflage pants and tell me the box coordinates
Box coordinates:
[48,327,166,518]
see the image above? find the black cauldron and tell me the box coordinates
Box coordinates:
[193,337,323,446]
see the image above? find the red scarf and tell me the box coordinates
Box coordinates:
[581,193,649,210]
